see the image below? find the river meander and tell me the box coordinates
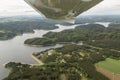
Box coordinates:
[0,24,77,79]
[0,22,109,79]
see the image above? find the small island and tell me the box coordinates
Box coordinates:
[24,24,120,50]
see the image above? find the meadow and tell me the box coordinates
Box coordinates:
[96,58,120,74]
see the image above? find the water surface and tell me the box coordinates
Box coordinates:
[0,23,107,79]
[0,24,76,79]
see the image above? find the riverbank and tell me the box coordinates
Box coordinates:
[0,23,84,80]
[31,54,44,65]
[24,43,56,47]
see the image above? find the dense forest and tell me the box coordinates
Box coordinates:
[4,44,115,80]
[25,23,120,50]
[5,23,120,80]
[4,43,120,80]
[0,16,71,40]
[2,15,120,80]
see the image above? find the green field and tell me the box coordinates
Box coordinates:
[0,30,5,33]
[96,58,120,74]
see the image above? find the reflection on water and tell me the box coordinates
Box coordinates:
[95,22,110,27]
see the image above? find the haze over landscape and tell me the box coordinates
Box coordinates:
[0,0,120,80]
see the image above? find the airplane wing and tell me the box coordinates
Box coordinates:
[25,0,103,20]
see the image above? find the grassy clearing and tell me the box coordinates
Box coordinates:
[81,77,92,80]
[79,52,86,57]
[96,58,120,74]
[0,30,5,33]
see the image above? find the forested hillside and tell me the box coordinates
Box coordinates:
[25,23,120,50]
[0,17,71,40]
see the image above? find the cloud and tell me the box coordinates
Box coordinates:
[0,0,120,16]
[82,0,120,15]
[0,0,40,16]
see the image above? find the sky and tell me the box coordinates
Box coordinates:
[0,0,120,16]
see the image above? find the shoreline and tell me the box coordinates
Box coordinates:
[31,54,44,65]
[25,43,56,47]
[25,42,76,47]
[3,63,7,67]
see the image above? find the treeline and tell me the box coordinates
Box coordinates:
[36,44,120,64]
[0,31,16,40]
[0,20,57,40]
[35,44,119,79]
[109,23,120,29]
[4,44,120,80]
[33,44,111,80]
[24,24,105,44]
[75,15,120,24]
[4,62,82,80]
[4,44,111,80]
[0,17,71,40]
[24,37,57,46]
[25,24,120,50]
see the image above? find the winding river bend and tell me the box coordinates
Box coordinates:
[0,24,77,80]
[0,22,109,79]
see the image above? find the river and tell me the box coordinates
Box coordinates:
[0,24,77,80]
[95,22,110,27]
[0,22,109,79]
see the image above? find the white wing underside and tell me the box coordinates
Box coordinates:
[25,0,103,21]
